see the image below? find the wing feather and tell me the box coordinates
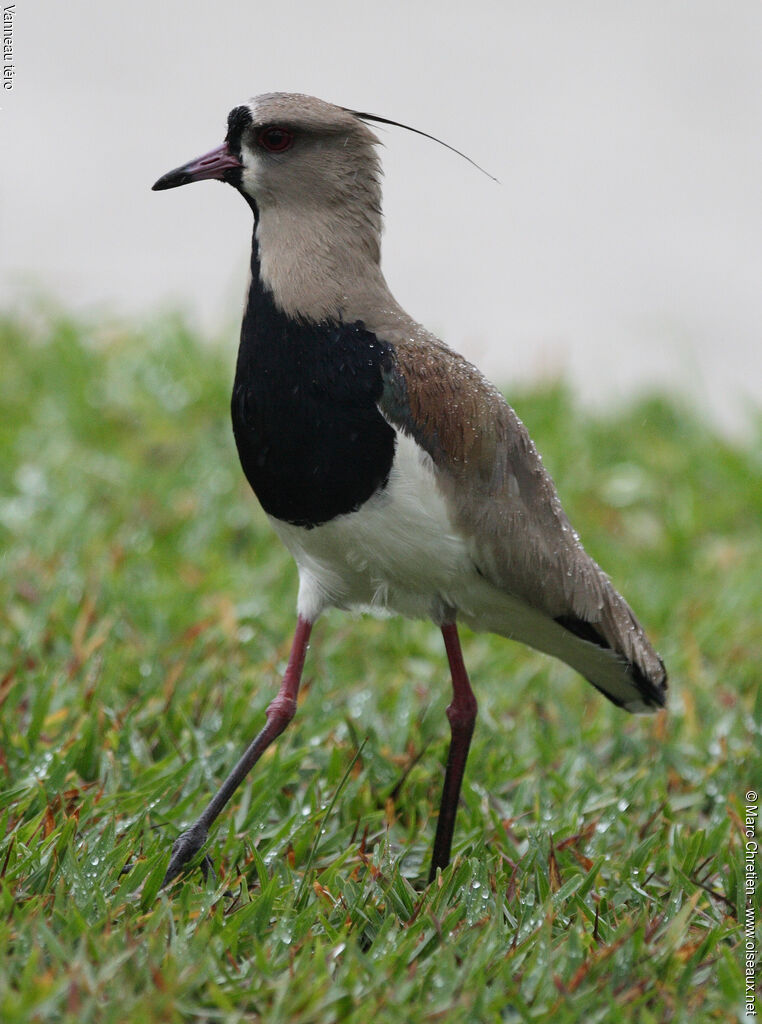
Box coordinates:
[379,331,667,710]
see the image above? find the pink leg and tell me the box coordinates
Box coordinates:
[163,616,313,885]
[429,622,478,882]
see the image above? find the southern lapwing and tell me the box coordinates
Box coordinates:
[152,92,667,887]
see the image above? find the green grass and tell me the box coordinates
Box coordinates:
[0,307,759,1023]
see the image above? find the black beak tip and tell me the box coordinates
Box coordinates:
[152,169,187,192]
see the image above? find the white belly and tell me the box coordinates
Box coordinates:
[269,431,472,623]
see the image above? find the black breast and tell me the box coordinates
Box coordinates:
[231,242,397,528]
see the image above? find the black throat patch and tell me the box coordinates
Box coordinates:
[231,235,397,528]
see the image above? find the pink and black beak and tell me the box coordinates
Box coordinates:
[152,143,243,191]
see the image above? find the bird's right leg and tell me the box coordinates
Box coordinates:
[162,615,313,887]
[428,621,478,883]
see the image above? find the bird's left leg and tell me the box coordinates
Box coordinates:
[428,621,478,883]
[162,616,313,887]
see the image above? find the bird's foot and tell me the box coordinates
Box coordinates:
[162,823,210,887]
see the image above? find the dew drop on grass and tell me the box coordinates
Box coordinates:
[33,752,54,780]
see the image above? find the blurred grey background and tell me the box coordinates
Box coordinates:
[2,0,760,435]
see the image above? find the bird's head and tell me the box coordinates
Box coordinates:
[152,92,383,224]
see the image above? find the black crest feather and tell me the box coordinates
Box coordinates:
[346,108,499,182]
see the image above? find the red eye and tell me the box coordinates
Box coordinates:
[258,127,294,153]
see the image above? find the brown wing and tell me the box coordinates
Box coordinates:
[380,330,667,707]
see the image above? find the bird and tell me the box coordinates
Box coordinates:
[152,92,667,888]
